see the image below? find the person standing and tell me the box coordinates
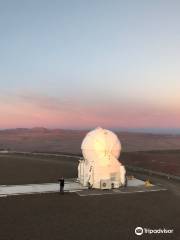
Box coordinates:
[58,176,65,194]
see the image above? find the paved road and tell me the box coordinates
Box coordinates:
[9,151,81,159]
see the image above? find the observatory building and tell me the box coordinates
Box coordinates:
[78,127,126,189]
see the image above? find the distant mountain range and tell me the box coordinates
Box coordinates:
[0,127,180,153]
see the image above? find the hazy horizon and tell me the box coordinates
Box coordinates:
[1,1,180,130]
[1,126,180,135]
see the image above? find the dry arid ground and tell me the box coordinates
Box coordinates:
[0,153,180,240]
[121,150,180,176]
[0,153,78,185]
[1,128,180,153]
[1,128,180,176]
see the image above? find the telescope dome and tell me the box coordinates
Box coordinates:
[81,127,121,164]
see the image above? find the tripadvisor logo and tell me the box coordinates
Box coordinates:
[135,227,143,236]
[135,227,174,236]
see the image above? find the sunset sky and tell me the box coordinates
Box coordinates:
[0,1,180,132]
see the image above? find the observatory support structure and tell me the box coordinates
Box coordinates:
[78,158,126,189]
[77,127,126,190]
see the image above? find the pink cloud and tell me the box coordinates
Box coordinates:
[0,92,180,129]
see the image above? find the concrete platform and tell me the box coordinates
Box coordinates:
[127,178,145,187]
[0,178,167,198]
[76,185,167,196]
[0,179,87,197]
[76,178,167,196]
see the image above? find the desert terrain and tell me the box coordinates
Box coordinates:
[0,153,77,185]
[1,128,180,153]
[121,150,180,176]
[0,128,180,176]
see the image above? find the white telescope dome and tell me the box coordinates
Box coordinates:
[81,127,121,165]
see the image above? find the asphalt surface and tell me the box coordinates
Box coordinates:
[0,153,179,240]
[0,191,179,240]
